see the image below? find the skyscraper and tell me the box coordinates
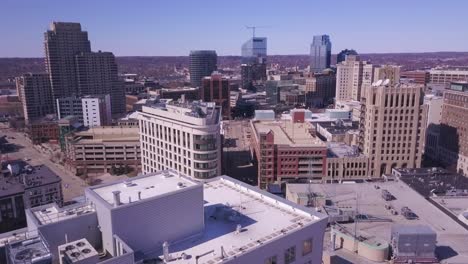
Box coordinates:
[359,81,428,177]
[241,37,267,63]
[75,51,125,114]
[336,49,358,64]
[310,35,332,73]
[16,73,54,124]
[241,37,267,90]
[44,22,91,101]
[189,50,217,88]
[336,55,373,102]
[44,22,124,115]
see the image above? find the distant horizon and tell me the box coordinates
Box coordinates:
[2,50,468,59]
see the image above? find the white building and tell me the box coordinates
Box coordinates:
[82,94,112,128]
[138,99,222,179]
[336,55,373,102]
[18,171,328,264]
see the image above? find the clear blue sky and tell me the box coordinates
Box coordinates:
[1,0,467,57]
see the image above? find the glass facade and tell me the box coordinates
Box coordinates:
[310,35,332,73]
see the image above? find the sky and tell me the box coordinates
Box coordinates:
[1,0,467,57]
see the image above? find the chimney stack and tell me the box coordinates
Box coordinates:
[112,191,121,207]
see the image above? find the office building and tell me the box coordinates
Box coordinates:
[81,94,112,127]
[14,171,327,264]
[359,81,428,177]
[423,94,443,161]
[310,35,332,73]
[65,126,141,175]
[438,82,468,176]
[374,65,400,86]
[336,49,358,64]
[201,72,231,119]
[44,22,91,102]
[56,96,83,121]
[304,70,336,107]
[336,55,373,102]
[189,50,217,88]
[138,99,221,179]
[326,142,370,181]
[401,70,430,85]
[241,37,267,90]
[15,73,54,124]
[75,51,125,114]
[250,109,327,189]
[429,67,468,86]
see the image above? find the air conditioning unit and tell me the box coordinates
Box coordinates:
[58,238,99,264]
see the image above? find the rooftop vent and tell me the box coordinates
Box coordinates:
[124,180,134,187]
[177,182,186,189]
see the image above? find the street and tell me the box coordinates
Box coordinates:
[0,125,86,201]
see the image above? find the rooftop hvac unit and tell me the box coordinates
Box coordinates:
[59,238,99,264]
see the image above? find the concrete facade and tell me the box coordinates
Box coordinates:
[82,94,112,128]
[16,73,54,124]
[359,82,428,177]
[336,55,373,102]
[138,99,221,179]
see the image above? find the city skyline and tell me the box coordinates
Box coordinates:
[1,0,468,57]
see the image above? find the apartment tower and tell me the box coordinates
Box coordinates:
[44,22,91,101]
[359,81,428,177]
[16,73,54,124]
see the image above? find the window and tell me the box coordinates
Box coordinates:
[265,255,277,264]
[284,246,296,264]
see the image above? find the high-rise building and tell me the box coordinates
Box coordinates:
[201,72,231,119]
[401,70,430,85]
[81,94,112,127]
[336,55,373,102]
[250,110,327,189]
[310,35,332,73]
[75,51,125,114]
[44,22,124,115]
[44,22,91,101]
[359,82,428,177]
[189,50,217,88]
[15,73,54,124]
[241,37,267,62]
[241,37,268,90]
[336,49,358,64]
[138,99,222,179]
[374,65,401,86]
[438,82,468,176]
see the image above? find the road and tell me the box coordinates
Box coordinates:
[0,125,86,201]
[222,120,257,185]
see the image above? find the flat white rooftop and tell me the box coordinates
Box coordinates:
[90,171,198,206]
[155,176,327,263]
[32,203,95,225]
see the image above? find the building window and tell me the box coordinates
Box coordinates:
[284,246,296,264]
[303,238,313,256]
[264,255,277,264]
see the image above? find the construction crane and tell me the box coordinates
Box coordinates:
[245,25,270,38]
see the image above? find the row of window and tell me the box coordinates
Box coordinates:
[265,238,313,264]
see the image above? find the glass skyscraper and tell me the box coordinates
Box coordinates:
[241,37,267,90]
[310,35,332,73]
